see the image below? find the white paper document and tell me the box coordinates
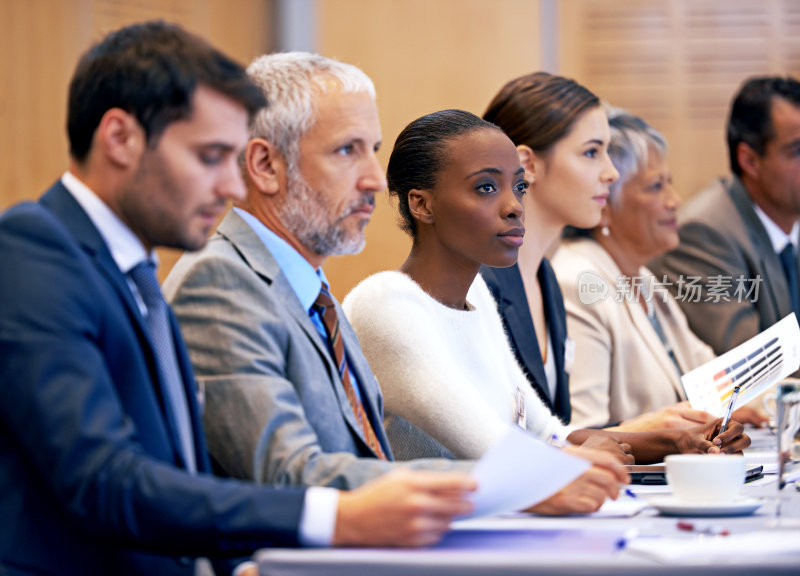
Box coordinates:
[463,426,590,519]
[624,530,800,563]
[681,314,800,416]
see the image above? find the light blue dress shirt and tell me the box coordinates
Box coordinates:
[233,207,365,404]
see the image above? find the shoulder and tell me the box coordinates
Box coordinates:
[343,271,426,316]
[164,233,257,299]
[551,238,603,286]
[678,177,741,229]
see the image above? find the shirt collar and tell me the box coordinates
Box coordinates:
[61,171,154,273]
[752,201,799,253]
[233,207,326,312]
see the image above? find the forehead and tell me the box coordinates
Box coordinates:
[565,106,609,141]
[440,128,520,174]
[159,85,250,146]
[768,97,800,144]
[303,89,381,143]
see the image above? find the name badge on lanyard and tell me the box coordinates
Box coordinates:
[515,386,526,429]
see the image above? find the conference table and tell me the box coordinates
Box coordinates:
[255,429,800,575]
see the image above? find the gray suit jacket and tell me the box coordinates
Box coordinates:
[650,176,799,356]
[164,210,467,490]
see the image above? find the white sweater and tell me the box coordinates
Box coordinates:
[342,271,571,460]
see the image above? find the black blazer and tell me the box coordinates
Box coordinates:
[0,182,306,576]
[481,260,572,424]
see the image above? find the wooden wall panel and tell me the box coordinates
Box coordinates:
[1,0,273,278]
[316,0,542,299]
[559,0,799,204]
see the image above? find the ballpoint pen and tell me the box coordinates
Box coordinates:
[718,384,740,435]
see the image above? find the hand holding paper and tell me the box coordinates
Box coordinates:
[464,426,627,519]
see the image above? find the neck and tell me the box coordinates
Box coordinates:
[593,231,644,278]
[400,243,478,310]
[237,198,325,269]
[517,202,564,276]
[745,182,799,235]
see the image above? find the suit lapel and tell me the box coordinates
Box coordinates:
[538,259,572,423]
[39,183,193,469]
[216,210,388,457]
[586,240,684,398]
[729,179,794,322]
[482,265,554,410]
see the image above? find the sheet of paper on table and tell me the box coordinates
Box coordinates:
[623,530,800,563]
[681,314,800,416]
[463,425,590,519]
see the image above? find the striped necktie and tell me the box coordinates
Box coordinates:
[313,285,387,459]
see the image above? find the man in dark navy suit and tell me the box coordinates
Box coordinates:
[0,21,474,576]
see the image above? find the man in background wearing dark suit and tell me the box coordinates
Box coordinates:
[0,21,475,576]
[652,76,800,356]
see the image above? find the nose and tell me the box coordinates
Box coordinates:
[358,150,388,194]
[503,187,524,221]
[665,182,680,210]
[603,154,620,183]
[218,156,247,202]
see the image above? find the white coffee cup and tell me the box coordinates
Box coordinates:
[665,454,746,502]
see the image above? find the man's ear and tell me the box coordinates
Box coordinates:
[517,144,538,185]
[97,108,143,168]
[408,189,434,225]
[737,141,761,180]
[244,137,284,195]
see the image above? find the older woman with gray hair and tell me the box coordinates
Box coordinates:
[551,105,766,430]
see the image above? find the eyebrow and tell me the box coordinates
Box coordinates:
[779,139,800,152]
[584,138,605,147]
[466,166,525,179]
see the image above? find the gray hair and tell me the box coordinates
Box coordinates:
[246,52,376,168]
[605,103,667,201]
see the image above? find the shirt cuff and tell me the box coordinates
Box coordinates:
[298,486,339,547]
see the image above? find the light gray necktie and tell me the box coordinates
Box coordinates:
[129,261,196,473]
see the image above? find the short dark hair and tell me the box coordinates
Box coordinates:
[483,72,600,154]
[67,20,267,162]
[727,76,800,176]
[387,109,501,237]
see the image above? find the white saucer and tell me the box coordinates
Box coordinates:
[647,495,764,517]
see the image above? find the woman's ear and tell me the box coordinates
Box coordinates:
[516,144,537,185]
[244,137,284,195]
[408,189,434,225]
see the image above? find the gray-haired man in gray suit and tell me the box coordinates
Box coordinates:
[651,76,800,357]
[163,52,472,490]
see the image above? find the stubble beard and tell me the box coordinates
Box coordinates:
[276,169,368,257]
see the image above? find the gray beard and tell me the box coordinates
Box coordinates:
[276,170,366,257]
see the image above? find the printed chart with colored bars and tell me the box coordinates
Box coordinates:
[681,314,800,416]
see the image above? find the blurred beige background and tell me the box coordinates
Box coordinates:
[3,0,799,298]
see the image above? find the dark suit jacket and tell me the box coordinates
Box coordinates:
[0,182,305,576]
[650,176,800,356]
[481,260,572,425]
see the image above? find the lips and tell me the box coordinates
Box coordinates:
[497,227,525,247]
[593,192,609,205]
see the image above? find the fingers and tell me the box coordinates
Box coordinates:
[712,420,751,453]
[407,470,479,494]
[679,408,717,424]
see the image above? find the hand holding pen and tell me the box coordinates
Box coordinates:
[718,385,741,435]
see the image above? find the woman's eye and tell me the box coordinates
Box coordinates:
[476,183,497,194]
[584,148,599,158]
[514,181,529,195]
[336,144,355,155]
